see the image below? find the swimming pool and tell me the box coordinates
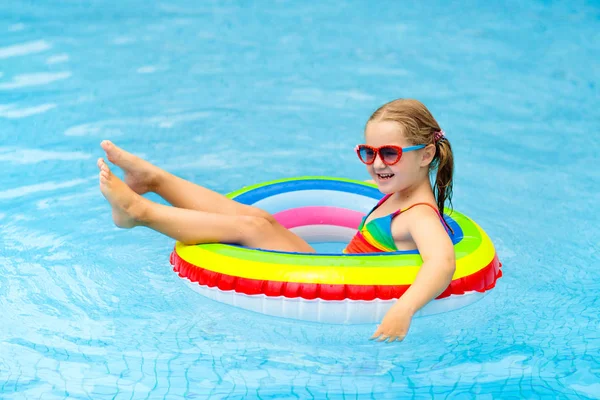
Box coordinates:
[1,0,598,398]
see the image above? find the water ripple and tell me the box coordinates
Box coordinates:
[0,178,91,200]
[8,23,26,32]
[0,104,56,119]
[64,112,212,136]
[0,148,91,164]
[136,66,159,74]
[45,54,69,65]
[0,40,51,59]
[0,72,71,90]
[289,88,375,106]
[354,66,410,76]
[571,383,600,398]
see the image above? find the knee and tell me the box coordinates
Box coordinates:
[242,206,277,224]
[238,215,274,241]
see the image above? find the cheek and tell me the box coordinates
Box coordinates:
[389,162,409,175]
[387,163,417,182]
[393,156,419,174]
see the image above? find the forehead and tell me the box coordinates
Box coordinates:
[364,120,408,145]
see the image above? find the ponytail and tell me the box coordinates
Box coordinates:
[432,137,454,222]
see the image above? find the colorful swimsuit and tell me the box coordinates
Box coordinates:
[343,194,448,254]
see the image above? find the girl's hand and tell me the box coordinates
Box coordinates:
[370,303,414,343]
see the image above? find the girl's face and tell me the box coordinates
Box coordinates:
[363,121,433,194]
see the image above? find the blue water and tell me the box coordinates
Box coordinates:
[1,0,599,398]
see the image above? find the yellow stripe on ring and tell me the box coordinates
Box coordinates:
[175,223,496,285]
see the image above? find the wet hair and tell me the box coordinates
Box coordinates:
[368,98,454,216]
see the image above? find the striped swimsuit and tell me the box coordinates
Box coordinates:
[343,194,447,254]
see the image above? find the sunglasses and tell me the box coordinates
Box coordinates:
[355,144,426,166]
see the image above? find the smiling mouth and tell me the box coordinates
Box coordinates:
[377,173,395,180]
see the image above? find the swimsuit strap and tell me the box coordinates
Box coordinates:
[391,203,451,232]
[375,193,393,207]
[391,202,438,217]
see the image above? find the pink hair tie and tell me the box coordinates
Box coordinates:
[434,130,445,143]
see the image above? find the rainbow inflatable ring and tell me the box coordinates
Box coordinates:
[170,177,502,324]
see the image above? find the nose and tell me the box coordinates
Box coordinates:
[372,152,387,169]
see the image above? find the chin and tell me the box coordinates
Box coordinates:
[378,188,395,195]
[375,179,402,194]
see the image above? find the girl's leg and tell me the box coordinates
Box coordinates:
[98,158,315,253]
[100,141,314,252]
[100,140,259,216]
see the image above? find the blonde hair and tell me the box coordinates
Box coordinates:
[368,98,454,216]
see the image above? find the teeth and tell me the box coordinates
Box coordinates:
[378,173,394,179]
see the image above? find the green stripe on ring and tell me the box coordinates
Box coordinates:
[190,209,482,267]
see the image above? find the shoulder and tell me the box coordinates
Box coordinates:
[392,204,454,258]
[390,204,439,233]
[389,203,439,240]
[391,203,441,228]
[405,203,440,220]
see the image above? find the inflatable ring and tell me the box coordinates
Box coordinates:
[170,177,502,324]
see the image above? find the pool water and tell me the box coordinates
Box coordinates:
[1,0,599,398]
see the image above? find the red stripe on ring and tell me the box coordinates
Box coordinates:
[171,250,502,301]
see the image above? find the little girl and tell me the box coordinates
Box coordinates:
[98,98,456,343]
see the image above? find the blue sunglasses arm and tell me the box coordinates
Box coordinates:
[403,144,426,152]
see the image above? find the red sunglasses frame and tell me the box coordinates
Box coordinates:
[355,144,426,166]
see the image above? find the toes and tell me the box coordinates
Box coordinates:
[101,140,120,162]
[100,140,113,151]
[97,158,111,173]
[98,159,111,173]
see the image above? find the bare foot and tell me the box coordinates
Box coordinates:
[100,140,161,195]
[98,158,147,229]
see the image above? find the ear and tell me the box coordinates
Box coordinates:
[420,144,436,167]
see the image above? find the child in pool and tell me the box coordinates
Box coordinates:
[98,98,455,342]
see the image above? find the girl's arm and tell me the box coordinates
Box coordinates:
[371,207,455,342]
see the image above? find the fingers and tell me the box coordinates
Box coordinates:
[370,329,405,343]
[377,335,389,342]
[370,331,391,342]
[386,335,405,343]
[369,326,383,341]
